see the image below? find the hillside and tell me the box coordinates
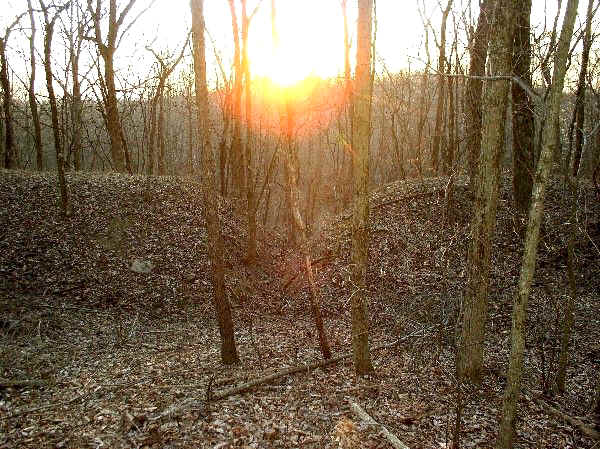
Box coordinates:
[1,170,599,448]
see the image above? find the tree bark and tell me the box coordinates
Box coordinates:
[511,0,534,213]
[190,0,239,365]
[465,0,492,189]
[351,0,375,376]
[496,1,579,447]
[457,0,515,384]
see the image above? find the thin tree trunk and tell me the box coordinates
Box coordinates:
[228,0,243,193]
[282,98,332,360]
[457,0,516,384]
[0,38,15,169]
[496,1,579,447]
[40,1,69,216]
[431,0,453,173]
[27,0,44,171]
[569,0,594,176]
[351,0,375,376]
[190,0,239,365]
[556,177,578,392]
[465,0,491,189]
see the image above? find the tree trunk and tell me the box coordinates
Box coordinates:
[431,0,453,173]
[228,0,244,193]
[556,177,577,392]
[282,98,332,360]
[27,0,44,171]
[241,0,257,263]
[40,1,69,216]
[465,0,492,189]
[569,0,594,176]
[457,0,515,384]
[511,0,534,213]
[103,52,127,173]
[351,0,375,376]
[496,1,579,447]
[190,0,239,365]
[0,38,15,170]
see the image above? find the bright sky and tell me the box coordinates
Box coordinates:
[1,0,596,95]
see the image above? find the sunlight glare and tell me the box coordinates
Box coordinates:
[248,2,345,88]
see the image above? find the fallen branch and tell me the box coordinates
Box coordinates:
[0,378,49,388]
[489,368,600,440]
[211,326,434,401]
[349,400,410,449]
[537,398,600,440]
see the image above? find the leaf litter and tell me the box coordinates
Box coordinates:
[0,169,598,448]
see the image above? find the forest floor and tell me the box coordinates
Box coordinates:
[0,169,599,449]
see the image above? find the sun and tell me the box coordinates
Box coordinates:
[247,2,346,88]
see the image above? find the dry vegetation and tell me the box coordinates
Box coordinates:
[1,169,599,448]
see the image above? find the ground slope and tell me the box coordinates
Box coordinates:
[1,170,598,448]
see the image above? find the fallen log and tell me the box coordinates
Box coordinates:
[349,400,410,449]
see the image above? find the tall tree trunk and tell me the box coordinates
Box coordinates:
[40,1,69,216]
[242,0,257,263]
[282,98,332,360]
[569,0,594,176]
[0,38,15,169]
[190,0,239,365]
[431,0,453,173]
[465,0,492,189]
[351,0,374,376]
[158,91,166,175]
[71,50,82,171]
[555,177,578,392]
[512,0,534,212]
[27,0,44,171]
[457,0,515,384]
[228,0,243,193]
[103,52,127,173]
[496,1,579,447]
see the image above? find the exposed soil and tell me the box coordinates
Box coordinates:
[1,169,599,448]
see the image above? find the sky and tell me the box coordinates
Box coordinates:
[1,0,596,96]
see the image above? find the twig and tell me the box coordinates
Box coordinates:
[349,400,410,449]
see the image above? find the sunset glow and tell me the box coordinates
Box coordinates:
[247,2,346,88]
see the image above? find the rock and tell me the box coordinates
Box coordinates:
[131,259,154,274]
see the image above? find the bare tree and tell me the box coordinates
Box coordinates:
[1,14,25,169]
[40,0,70,215]
[190,0,239,365]
[145,34,190,176]
[567,0,596,176]
[457,0,516,383]
[86,0,149,173]
[26,0,44,171]
[497,0,579,447]
[431,0,453,173]
[351,0,374,376]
